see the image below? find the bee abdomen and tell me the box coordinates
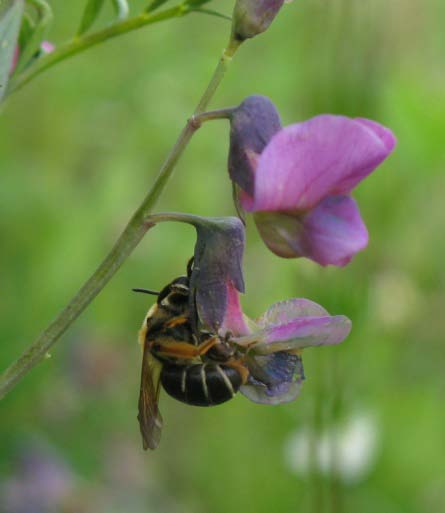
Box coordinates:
[161,363,242,407]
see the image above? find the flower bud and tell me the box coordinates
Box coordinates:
[231,0,285,41]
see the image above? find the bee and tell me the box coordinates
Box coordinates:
[134,259,249,450]
[134,259,305,450]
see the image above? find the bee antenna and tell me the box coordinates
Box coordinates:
[132,288,160,296]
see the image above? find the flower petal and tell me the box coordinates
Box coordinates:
[241,352,304,405]
[253,210,305,258]
[254,195,368,266]
[355,118,396,155]
[241,380,303,404]
[251,115,396,212]
[300,195,369,266]
[219,282,250,337]
[257,298,329,327]
[235,315,351,353]
[41,41,55,54]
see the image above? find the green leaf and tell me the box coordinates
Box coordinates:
[145,0,171,13]
[111,0,129,20]
[185,0,212,8]
[0,0,24,102]
[192,8,231,21]
[78,0,106,36]
[15,0,52,74]
[18,11,35,50]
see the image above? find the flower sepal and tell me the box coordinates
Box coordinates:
[145,212,245,331]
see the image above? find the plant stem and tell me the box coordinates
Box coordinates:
[7,4,190,96]
[0,39,241,400]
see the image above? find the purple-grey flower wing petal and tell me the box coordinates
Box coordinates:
[253,195,368,266]
[241,352,305,405]
[300,195,369,266]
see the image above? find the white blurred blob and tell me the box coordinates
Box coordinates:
[371,270,421,328]
[284,412,379,484]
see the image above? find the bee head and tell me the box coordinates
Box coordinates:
[157,275,190,313]
[133,259,194,314]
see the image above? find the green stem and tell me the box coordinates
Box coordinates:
[309,353,326,513]
[0,39,241,400]
[7,4,190,96]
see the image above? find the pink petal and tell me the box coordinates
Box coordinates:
[253,195,368,266]
[233,315,351,353]
[257,298,329,327]
[250,115,396,212]
[41,41,55,54]
[253,316,351,354]
[300,195,369,266]
[355,118,396,155]
[220,282,250,336]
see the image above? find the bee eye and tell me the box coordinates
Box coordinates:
[167,292,188,305]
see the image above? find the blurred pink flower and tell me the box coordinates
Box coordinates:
[40,40,55,54]
[229,96,396,266]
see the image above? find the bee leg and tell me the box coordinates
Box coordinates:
[154,336,219,359]
[225,359,249,385]
[165,315,189,328]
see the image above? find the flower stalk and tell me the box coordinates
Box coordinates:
[0,38,242,400]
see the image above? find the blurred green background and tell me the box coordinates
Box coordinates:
[1,1,445,512]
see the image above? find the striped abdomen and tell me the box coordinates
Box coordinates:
[161,362,243,407]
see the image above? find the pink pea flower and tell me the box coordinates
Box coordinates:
[229,96,396,266]
[220,284,351,404]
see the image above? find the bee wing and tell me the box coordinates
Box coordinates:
[138,342,163,450]
[240,352,305,405]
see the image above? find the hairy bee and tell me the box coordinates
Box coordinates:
[134,259,249,450]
